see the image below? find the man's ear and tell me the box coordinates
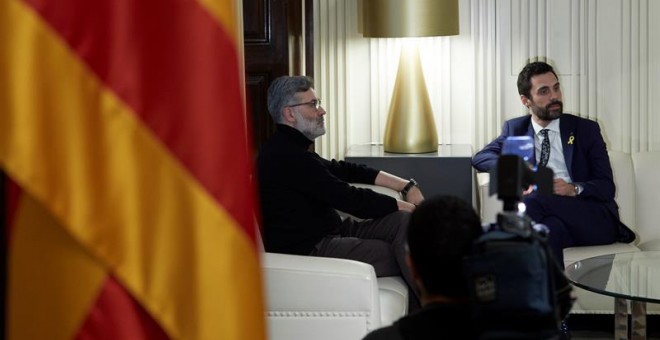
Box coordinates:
[283,107,296,124]
[520,95,530,107]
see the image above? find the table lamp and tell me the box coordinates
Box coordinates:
[360,0,459,153]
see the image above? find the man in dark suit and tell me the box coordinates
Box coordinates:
[472,61,635,266]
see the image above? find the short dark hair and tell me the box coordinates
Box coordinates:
[267,76,315,123]
[407,195,482,297]
[517,61,558,99]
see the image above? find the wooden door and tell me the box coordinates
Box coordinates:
[243,0,313,151]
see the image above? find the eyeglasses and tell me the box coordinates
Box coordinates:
[287,99,322,111]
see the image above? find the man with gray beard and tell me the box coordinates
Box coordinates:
[472,61,634,267]
[257,75,424,310]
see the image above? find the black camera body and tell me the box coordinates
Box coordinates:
[493,154,554,211]
[488,155,554,236]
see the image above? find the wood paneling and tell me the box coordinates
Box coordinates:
[243,0,314,151]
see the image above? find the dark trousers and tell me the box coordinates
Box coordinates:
[522,193,620,267]
[308,211,421,311]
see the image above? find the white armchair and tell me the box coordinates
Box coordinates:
[261,184,408,340]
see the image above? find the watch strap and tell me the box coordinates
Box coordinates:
[401,178,419,198]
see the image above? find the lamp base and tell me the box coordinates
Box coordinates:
[383,44,438,154]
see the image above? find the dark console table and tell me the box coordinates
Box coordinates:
[345,144,474,204]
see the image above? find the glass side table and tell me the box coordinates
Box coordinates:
[565,251,660,340]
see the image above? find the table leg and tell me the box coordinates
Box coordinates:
[631,301,646,340]
[615,297,628,340]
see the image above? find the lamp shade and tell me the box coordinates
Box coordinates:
[361,0,459,38]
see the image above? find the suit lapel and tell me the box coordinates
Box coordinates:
[525,120,537,166]
[560,116,576,177]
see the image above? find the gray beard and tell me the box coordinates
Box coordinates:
[293,111,326,140]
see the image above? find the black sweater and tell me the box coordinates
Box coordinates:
[257,125,398,255]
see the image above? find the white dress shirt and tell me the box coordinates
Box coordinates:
[531,119,572,183]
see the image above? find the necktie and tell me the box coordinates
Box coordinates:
[539,129,550,167]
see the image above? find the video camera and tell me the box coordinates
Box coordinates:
[489,136,554,234]
[464,137,572,339]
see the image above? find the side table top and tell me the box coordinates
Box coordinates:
[564,251,660,303]
[346,144,473,158]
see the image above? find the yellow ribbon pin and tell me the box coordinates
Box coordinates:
[568,136,575,145]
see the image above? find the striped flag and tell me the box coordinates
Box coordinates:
[0,0,265,339]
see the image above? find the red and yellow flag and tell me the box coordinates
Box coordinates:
[0,0,265,338]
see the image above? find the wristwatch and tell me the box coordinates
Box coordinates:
[572,183,583,196]
[401,178,419,199]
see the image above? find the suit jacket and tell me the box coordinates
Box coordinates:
[472,114,634,242]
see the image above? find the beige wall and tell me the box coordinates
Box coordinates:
[312,0,660,159]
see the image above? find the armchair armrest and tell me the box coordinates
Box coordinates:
[477,172,502,225]
[262,252,381,326]
[351,183,402,199]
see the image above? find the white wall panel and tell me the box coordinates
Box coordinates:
[473,0,499,148]
[313,0,349,159]
[547,0,573,75]
[597,0,625,150]
[651,0,660,150]
[451,2,478,145]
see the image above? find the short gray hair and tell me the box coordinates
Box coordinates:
[267,76,315,123]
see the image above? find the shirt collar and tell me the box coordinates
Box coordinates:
[531,118,561,135]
